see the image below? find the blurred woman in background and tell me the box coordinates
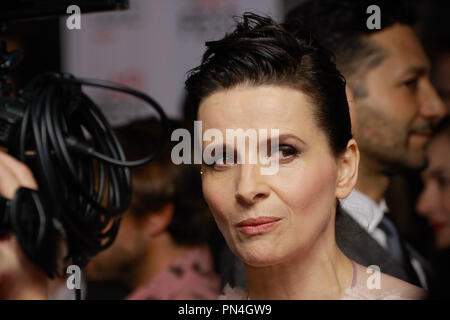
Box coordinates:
[416,116,450,299]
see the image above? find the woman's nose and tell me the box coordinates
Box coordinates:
[235,163,270,206]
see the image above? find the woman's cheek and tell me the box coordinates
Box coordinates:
[202,176,232,225]
[273,155,337,217]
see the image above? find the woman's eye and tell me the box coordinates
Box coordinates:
[206,152,236,169]
[215,153,234,164]
[271,145,299,161]
[437,176,450,188]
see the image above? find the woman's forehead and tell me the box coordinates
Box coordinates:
[198,85,317,132]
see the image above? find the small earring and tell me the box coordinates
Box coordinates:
[200,168,204,175]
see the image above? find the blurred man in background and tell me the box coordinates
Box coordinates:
[282,0,446,289]
[416,116,450,299]
[85,118,220,300]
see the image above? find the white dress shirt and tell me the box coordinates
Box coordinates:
[340,189,389,249]
[340,189,428,289]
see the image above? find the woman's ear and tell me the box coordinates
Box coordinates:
[336,139,359,199]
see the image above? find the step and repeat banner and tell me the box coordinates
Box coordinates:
[61,0,282,126]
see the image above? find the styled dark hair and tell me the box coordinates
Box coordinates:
[284,0,416,97]
[185,13,352,155]
[115,118,214,245]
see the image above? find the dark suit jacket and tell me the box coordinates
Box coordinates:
[219,210,431,289]
[336,210,431,286]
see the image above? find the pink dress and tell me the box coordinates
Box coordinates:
[126,246,220,300]
[219,261,413,300]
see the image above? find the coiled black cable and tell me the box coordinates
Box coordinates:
[0,72,169,280]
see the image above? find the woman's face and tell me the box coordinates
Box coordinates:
[198,85,354,266]
[417,133,450,249]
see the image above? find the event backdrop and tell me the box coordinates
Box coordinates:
[61,0,281,126]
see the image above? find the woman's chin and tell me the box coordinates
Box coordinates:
[236,250,283,268]
[244,260,278,268]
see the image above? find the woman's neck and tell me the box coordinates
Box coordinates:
[245,222,353,300]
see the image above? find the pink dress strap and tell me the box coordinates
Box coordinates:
[350,260,358,289]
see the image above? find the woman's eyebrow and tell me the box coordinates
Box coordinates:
[426,168,450,179]
[204,133,308,151]
[260,133,308,147]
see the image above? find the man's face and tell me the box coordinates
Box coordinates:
[349,24,446,171]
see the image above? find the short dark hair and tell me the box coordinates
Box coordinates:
[115,118,213,245]
[185,13,352,155]
[284,0,416,97]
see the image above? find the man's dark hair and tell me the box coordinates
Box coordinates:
[284,0,416,97]
[186,12,352,155]
[115,118,213,245]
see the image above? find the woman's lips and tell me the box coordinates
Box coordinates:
[432,222,448,233]
[236,217,282,235]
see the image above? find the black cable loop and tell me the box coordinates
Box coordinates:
[0,72,169,278]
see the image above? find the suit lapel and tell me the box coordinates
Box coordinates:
[336,210,410,282]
